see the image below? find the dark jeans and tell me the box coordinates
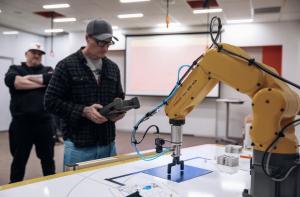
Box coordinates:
[9,118,55,183]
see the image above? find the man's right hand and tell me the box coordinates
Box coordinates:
[82,104,108,124]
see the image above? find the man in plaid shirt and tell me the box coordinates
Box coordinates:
[44,19,125,170]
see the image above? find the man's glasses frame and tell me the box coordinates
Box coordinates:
[90,36,115,47]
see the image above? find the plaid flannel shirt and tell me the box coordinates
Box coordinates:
[44,48,124,147]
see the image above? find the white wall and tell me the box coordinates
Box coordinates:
[0,58,13,131]
[0,28,45,65]
[42,20,300,139]
[44,34,70,68]
[0,27,45,131]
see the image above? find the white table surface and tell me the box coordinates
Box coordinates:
[0,144,252,197]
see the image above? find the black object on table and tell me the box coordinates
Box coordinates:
[126,191,142,197]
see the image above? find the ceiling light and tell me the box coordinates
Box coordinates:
[44,29,64,33]
[193,8,223,14]
[0,9,2,13]
[53,17,76,22]
[112,26,119,30]
[120,0,150,3]
[117,13,143,19]
[43,4,70,9]
[2,31,19,35]
[227,19,254,24]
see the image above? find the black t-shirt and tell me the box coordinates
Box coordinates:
[4,62,53,120]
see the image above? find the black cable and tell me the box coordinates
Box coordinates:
[209,16,300,90]
[220,48,300,90]
[209,16,222,47]
[261,119,300,179]
[134,125,159,145]
[261,119,300,178]
[261,135,281,178]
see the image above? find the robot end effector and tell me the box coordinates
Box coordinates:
[167,119,185,174]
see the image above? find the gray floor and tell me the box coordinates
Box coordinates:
[0,130,218,186]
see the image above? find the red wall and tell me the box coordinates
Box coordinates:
[262,45,282,75]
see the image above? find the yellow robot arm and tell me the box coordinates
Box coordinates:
[131,16,300,196]
[165,43,300,154]
[162,17,300,196]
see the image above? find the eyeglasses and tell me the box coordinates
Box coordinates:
[91,37,115,47]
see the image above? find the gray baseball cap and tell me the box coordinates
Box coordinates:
[86,19,118,41]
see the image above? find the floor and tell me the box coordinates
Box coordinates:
[0,130,219,186]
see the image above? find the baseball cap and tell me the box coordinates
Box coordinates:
[86,19,118,41]
[26,43,46,55]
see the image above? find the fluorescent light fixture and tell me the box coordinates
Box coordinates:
[193,8,223,14]
[120,0,150,3]
[117,13,143,19]
[112,26,119,30]
[54,17,76,22]
[43,4,70,9]
[44,29,64,33]
[227,18,254,24]
[3,31,19,35]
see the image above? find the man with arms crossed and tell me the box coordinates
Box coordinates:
[5,43,55,183]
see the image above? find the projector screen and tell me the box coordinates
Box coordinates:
[125,33,220,97]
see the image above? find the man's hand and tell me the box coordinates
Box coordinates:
[82,104,108,124]
[109,112,126,122]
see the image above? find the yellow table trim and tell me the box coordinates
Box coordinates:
[0,150,166,191]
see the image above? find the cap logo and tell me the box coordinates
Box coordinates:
[35,44,40,49]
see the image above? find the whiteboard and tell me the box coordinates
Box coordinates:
[0,57,13,131]
[125,34,220,97]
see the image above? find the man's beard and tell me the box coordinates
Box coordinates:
[31,61,41,66]
[31,59,41,66]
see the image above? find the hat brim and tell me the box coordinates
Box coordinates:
[93,33,119,41]
[28,49,46,55]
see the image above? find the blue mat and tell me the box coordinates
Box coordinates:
[142,165,212,183]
